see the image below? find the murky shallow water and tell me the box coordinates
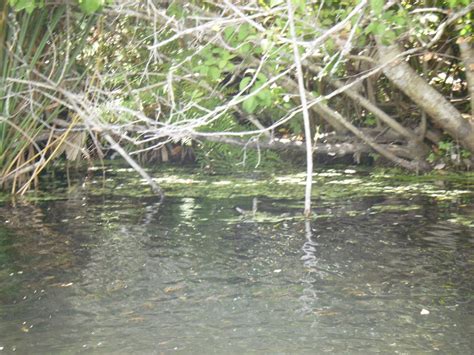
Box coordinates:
[0,167,473,354]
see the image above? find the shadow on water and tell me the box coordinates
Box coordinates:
[0,167,473,353]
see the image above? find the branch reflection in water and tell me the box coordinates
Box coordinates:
[299,220,343,317]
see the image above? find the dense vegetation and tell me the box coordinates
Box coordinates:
[1,0,473,198]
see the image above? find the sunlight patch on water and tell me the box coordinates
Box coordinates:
[212,180,232,185]
[314,171,343,177]
[326,178,364,185]
[179,197,197,221]
[274,175,305,184]
[152,176,206,184]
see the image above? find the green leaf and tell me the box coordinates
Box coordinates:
[218,59,228,69]
[382,30,397,44]
[370,0,383,16]
[78,0,104,14]
[224,62,235,71]
[204,58,216,66]
[239,77,252,91]
[196,65,209,75]
[237,24,251,41]
[224,27,236,41]
[322,18,333,26]
[9,0,38,13]
[324,61,336,75]
[447,0,457,8]
[208,66,221,81]
[393,15,407,27]
[365,21,385,36]
[289,116,303,134]
[257,73,268,82]
[243,96,258,113]
[238,44,252,55]
[291,0,305,12]
[325,38,335,52]
[257,89,272,107]
[270,0,284,7]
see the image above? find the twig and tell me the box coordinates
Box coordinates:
[287,0,313,217]
[103,133,165,203]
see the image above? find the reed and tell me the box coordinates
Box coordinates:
[0,3,95,192]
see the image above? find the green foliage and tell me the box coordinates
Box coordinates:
[3,0,474,192]
[366,3,408,44]
[291,0,306,12]
[288,114,303,134]
[223,23,261,56]
[78,0,109,14]
[0,4,96,191]
[8,0,42,13]
[363,114,377,127]
[438,140,453,153]
[193,113,282,171]
[8,0,110,13]
[427,139,471,166]
[370,0,383,16]
[195,47,235,82]
[196,139,282,172]
[446,0,471,8]
[240,74,274,113]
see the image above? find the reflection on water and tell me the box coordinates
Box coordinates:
[0,171,473,354]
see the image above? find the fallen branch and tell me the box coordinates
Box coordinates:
[191,133,418,161]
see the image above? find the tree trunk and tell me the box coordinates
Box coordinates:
[279,75,428,171]
[376,41,474,153]
[310,101,428,171]
[457,36,474,117]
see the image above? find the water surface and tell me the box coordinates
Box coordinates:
[0,167,473,353]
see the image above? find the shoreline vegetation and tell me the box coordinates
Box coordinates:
[1,0,473,213]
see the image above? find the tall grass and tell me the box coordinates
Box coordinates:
[0,3,95,193]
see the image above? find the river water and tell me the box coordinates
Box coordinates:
[0,166,473,353]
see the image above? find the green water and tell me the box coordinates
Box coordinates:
[0,166,473,353]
